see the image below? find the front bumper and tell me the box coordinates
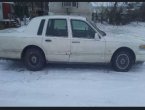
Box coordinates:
[136,51,145,62]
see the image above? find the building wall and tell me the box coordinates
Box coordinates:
[49,2,93,20]
[0,3,3,20]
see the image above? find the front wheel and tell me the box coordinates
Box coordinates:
[23,48,46,71]
[112,51,133,72]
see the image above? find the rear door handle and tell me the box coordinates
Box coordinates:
[45,39,52,42]
[72,41,80,43]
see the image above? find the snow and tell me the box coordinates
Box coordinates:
[90,2,126,8]
[0,22,145,106]
[0,26,26,33]
[96,22,145,41]
[91,2,113,7]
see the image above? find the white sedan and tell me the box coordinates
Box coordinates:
[0,15,145,72]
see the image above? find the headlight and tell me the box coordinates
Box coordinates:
[139,45,145,49]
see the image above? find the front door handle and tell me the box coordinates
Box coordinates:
[45,39,52,42]
[72,41,80,43]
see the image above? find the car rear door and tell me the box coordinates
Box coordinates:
[42,18,71,62]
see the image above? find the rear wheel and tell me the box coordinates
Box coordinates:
[112,51,133,72]
[23,48,46,71]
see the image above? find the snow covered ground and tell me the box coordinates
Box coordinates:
[0,22,145,106]
[97,22,145,38]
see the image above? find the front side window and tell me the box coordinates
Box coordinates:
[71,20,96,39]
[46,19,68,37]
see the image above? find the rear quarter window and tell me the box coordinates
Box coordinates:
[37,19,45,35]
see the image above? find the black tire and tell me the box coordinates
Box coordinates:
[112,51,133,72]
[23,48,46,71]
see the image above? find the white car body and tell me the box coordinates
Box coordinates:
[0,15,145,70]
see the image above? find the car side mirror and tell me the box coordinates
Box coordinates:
[95,33,101,40]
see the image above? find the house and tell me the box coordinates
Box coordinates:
[48,2,127,22]
[49,2,93,20]
[0,2,15,21]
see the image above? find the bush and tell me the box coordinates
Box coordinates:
[140,3,145,21]
[107,7,123,25]
[0,22,5,30]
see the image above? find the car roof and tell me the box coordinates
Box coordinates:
[34,15,87,21]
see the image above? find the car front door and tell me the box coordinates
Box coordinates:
[42,18,70,62]
[70,19,105,63]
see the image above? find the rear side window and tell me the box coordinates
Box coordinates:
[37,19,45,35]
[46,19,68,37]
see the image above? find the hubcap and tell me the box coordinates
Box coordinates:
[116,54,130,70]
[31,56,37,64]
[29,55,39,65]
[120,59,125,64]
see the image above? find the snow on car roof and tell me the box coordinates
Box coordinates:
[33,15,87,21]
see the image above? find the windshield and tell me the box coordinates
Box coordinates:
[87,20,106,36]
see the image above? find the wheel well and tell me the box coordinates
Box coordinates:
[111,47,136,63]
[21,45,46,60]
